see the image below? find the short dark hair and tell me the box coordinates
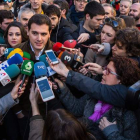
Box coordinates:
[115,27,140,57]
[110,56,140,86]
[28,14,52,31]
[84,1,105,19]
[4,21,28,45]
[0,10,14,24]
[43,109,94,140]
[44,5,61,18]
[53,0,69,15]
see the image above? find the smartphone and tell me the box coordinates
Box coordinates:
[36,77,55,102]
[45,50,59,64]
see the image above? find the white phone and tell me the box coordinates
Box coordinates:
[36,77,55,102]
[45,50,59,64]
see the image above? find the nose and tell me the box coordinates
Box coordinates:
[100,19,103,25]
[37,34,42,41]
[12,34,16,39]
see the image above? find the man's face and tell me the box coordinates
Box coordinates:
[0,18,13,31]
[119,1,130,15]
[129,4,140,20]
[19,12,34,31]
[87,15,104,30]
[74,0,87,12]
[104,6,113,18]
[48,15,60,29]
[30,0,43,10]
[27,23,51,51]
[6,1,13,9]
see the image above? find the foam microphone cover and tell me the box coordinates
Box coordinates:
[7,53,23,65]
[23,52,31,60]
[34,62,48,78]
[60,51,74,66]
[4,48,14,57]
[7,48,23,59]
[63,39,77,48]
[39,54,49,67]
[53,42,65,53]
[5,64,20,79]
[21,60,34,76]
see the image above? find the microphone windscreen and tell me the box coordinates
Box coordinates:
[63,40,77,48]
[5,64,20,79]
[7,48,23,59]
[39,54,49,67]
[21,60,34,76]
[60,51,74,66]
[7,53,23,65]
[53,42,65,53]
[34,62,48,78]
[4,48,14,57]
[23,52,31,60]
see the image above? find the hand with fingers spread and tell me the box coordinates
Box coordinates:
[70,48,84,58]
[47,57,69,78]
[82,44,104,53]
[77,33,90,43]
[84,63,103,75]
[99,117,116,130]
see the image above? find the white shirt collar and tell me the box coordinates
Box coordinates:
[30,43,44,60]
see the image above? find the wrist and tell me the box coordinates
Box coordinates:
[63,69,69,77]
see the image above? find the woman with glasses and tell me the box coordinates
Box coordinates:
[84,17,126,67]
[46,56,140,140]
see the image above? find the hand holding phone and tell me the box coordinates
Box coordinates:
[45,50,59,64]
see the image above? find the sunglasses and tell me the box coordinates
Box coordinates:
[3,0,12,2]
[104,18,119,28]
[103,66,119,77]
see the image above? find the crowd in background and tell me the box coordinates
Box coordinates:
[0,0,140,140]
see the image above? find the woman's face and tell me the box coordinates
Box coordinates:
[112,41,128,57]
[101,61,120,85]
[101,25,116,44]
[8,26,22,48]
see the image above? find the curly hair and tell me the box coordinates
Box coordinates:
[115,27,140,56]
[96,17,126,43]
[110,56,140,86]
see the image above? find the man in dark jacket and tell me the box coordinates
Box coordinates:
[72,1,105,56]
[44,5,77,43]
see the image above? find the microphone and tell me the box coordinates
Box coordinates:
[39,54,56,76]
[23,52,31,60]
[63,39,77,49]
[7,48,23,59]
[4,48,14,57]
[19,60,34,89]
[0,53,23,70]
[34,62,48,78]
[59,51,83,70]
[53,42,75,54]
[0,64,20,86]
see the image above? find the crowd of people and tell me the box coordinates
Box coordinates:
[0,0,140,140]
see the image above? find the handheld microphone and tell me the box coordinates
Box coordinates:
[34,62,48,78]
[0,53,23,70]
[19,60,34,89]
[59,51,83,70]
[39,54,56,76]
[0,64,20,86]
[53,42,75,54]
[4,48,14,57]
[63,39,77,48]
[7,48,23,59]
[23,52,31,60]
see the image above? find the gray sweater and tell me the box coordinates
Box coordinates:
[58,83,140,140]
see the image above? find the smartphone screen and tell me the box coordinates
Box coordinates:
[37,79,54,100]
[46,51,58,63]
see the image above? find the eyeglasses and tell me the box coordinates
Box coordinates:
[104,18,119,28]
[103,66,120,77]
[3,0,12,3]
[76,0,88,3]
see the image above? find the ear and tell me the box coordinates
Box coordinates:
[16,17,19,22]
[61,9,66,15]
[86,14,90,20]
[49,30,52,38]
[27,29,29,36]
[74,0,76,5]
